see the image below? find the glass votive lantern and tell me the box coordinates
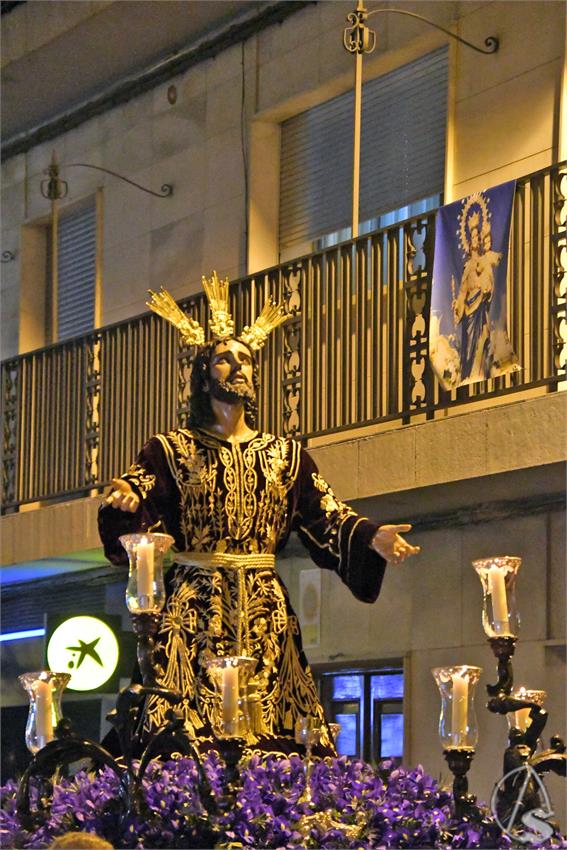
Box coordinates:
[18,671,71,753]
[205,656,257,738]
[507,687,547,733]
[120,532,174,614]
[473,555,521,638]
[432,665,482,751]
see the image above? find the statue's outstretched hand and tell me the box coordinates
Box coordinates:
[105,478,140,513]
[371,524,420,565]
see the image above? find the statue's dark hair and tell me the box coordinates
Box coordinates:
[187,339,260,430]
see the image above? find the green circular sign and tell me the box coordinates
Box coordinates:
[47,615,119,692]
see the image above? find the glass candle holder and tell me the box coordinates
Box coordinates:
[205,656,257,738]
[507,687,547,733]
[432,665,482,751]
[473,555,522,638]
[120,532,174,614]
[295,716,323,804]
[18,671,71,754]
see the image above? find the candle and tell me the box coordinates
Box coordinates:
[36,679,53,746]
[451,672,468,748]
[512,687,532,732]
[136,538,155,598]
[222,665,239,732]
[487,565,510,634]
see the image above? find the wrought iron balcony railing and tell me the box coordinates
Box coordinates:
[2,162,566,512]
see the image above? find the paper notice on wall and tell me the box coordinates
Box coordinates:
[299,569,321,648]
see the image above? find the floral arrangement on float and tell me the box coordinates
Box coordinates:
[2,541,565,849]
[2,752,553,850]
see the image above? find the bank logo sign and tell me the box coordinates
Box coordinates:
[47,615,120,692]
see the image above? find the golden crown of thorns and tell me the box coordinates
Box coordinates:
[147,271,288,351]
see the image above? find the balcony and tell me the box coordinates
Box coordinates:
[2,162,566,513]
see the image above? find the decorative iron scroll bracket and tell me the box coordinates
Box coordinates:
[41,156,173,200]
[363,6,499,55]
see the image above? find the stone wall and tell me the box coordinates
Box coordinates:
[1,1,565,357]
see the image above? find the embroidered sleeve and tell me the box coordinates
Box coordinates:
[122,462,156,500]
[98,435,179,565]
[292,448,387,604]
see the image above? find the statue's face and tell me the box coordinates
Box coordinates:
[207,339,255,404]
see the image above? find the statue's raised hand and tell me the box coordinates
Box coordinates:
[105,478,140,513]
[371,524,420,565]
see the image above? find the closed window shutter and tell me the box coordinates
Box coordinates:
[280,47,448,251]
[57,201,97,340]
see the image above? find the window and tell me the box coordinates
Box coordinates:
[279,47,448,258]
[318,667,404,763]
[46,199,98,342]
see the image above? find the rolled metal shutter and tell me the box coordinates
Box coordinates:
[280,47,448,251]
[57,201,97,340]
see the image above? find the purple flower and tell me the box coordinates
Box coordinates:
[1,755,565,848]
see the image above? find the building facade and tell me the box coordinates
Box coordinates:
[1,0,565,826]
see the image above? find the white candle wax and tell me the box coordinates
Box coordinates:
[222,665,239,731]
[451,673,468,748]
[136,538,155,598]
[487,566,510,634]
[36,679,53,746]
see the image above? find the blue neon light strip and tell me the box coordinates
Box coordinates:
[0,628,46,643]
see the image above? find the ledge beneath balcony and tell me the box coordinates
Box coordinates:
[1,392,564,573]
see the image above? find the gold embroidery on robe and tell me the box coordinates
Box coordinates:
[123,462,156,499]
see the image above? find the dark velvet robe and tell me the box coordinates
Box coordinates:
[98,428,386,754]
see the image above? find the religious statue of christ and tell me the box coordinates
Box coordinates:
[98,272,420,755]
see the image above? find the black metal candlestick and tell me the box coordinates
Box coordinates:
[131,611,165,687]
[485,636,566,833]
[443,749,477,820]
[486,635,517,697]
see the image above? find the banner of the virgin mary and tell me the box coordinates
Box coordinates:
[429,180,519,390]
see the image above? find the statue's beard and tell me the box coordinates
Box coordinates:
[209,377,255,406]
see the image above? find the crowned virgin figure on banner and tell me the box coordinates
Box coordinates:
[429,181,520,390]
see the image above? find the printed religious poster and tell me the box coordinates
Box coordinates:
[429,180,520,390]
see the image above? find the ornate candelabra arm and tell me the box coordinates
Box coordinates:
[132,612,164,687]
[105,683,191,819]
[489,697,549,764]
[138,709,218,816]
[521,707,548,752]
[106,684,146,769]
[15,720,122,828]
[137,708,189,775]
[531,747,567,778]
[443,749,478,821]
[486,636,517,696]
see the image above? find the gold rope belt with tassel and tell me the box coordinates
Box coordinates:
[173,551,277,655]
[174,551,276,570]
